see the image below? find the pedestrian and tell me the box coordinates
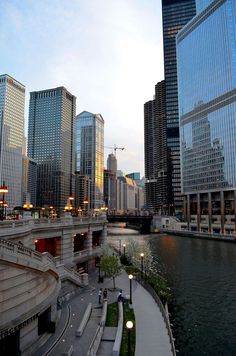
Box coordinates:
[118,290,122,302]
[103,288,108,300]
[98,288,102,304]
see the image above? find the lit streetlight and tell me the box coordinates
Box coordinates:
[123,243,126,257]
[128,274,133,304]
[126,320,133,355]
[140,252,144,279]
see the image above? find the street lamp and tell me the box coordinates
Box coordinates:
[123,243,126,257]
[128,274,133,304]
[119,239,121,256]
[126,321,133,355]
[0,183,8,220]
[140,252,144,279]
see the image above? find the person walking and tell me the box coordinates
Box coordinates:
[103,288,108,301]
[118,290,123,302]
[98,288,102,304]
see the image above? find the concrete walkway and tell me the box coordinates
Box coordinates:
[36,270,173,356]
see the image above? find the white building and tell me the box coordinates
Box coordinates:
[0,74,25,208]
[117,176,144,213]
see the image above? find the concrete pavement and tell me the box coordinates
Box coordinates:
[36,270,173,356]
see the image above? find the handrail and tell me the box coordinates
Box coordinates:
[136,276,176,356]
[0,238,57,270]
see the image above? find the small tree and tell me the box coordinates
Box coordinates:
[100,255,123,289]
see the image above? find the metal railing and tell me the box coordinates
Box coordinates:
[136,276,176,356]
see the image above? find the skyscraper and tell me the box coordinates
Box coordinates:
[76,111,104,209]
[107,153,117,210]
[177,0,236,233]
[162,0,196,216]
[0,74,25,208]
[144,81,168,212]
[28,87,76,211]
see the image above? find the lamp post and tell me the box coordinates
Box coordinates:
[128,274,133,304]
[119,239,121,256]
[126,321,133,355]
[140,252,144,279]
[83,200,89,215]
[0,183,8,220]
[123,243,126,257]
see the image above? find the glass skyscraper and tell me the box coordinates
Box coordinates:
[177,0,236,233]
[76,111,104,209]
[0,74,25,208]
[28,87,76,211]
[162,0,196,215]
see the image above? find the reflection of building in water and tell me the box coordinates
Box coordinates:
[177,0,236,234]
[182,116,228,192]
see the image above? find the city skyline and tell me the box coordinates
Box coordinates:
[0,0,164,176]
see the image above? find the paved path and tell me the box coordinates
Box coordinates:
[133,280,172,356]
[36,270,173,356]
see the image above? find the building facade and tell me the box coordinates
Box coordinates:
[28,87,76,211]
[0,74,25,208]
[22,155,37,207]
[162,0,196,216]
[106,153,117,210]
[117,176,144,213]
[75,172,91,213]
[76,111,104,209]
[177,0,236,233]
[144,81,169,213]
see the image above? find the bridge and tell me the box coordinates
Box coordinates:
[107,214,153,234]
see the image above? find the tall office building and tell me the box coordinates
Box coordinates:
[144,81,169,212]
[177,0,236,233]
[162,0,196,216]
[0,74,25,208]
[76,111,104,209]
[107,153,117,210]
[28,87,76,211]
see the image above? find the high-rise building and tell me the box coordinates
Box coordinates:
[22,155,37,207]
[106,153,117,210]
[162,0,196,216]
[144,81,169,212]
[28,87,76,211]
[76,111,104,209]
[75,173,91,212]
[177,0,236,233]
[0,74,25,208]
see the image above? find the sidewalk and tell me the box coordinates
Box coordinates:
[36,270,173,356]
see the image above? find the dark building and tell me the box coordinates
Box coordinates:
[144,81,168,212]
[162,0,196,216]
[28,87,76,211]
[75,173,91,212]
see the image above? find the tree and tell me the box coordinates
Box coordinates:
[100,255,123,289]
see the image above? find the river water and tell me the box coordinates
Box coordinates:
[108,227,236,356]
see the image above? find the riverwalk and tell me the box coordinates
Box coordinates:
[36,270,173,356]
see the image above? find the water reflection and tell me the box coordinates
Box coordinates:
[149,234,236,356]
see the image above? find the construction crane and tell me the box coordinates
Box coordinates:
[104,144,125,157]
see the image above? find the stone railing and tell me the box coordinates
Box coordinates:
[0,238,58,275]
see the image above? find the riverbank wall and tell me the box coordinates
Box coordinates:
[162,229,236,243]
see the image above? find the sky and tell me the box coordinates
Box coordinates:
[0,0,164,176]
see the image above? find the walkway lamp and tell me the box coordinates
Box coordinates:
[126,320,133,355]
[140,252,144,279]
[119,239,121,256]
[123,243,126,257]
[128,274,133,304]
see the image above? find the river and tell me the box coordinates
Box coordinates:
[108,226,236,356]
